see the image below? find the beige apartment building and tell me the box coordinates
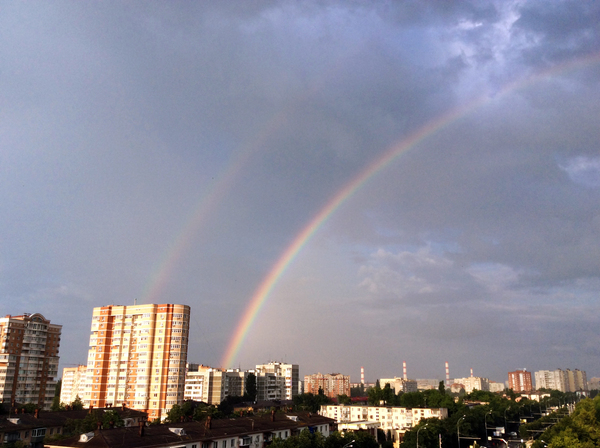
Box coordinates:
[184,365,246,404]
[304,373,350,398]
[83,304,190,420]
[0,313,61,409]
[59,365,87,405]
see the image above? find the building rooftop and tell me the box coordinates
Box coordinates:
[46,412,334,448]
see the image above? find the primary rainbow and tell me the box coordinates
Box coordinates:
[220,51,600,368]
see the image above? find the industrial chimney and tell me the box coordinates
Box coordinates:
[445,361,450,386]
[403,361,407,381]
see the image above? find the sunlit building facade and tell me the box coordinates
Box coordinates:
[320,404,447,447]
[60,364,87,405]
[508,369,533,392]
[304,373,350,398]
[82,304,190,420]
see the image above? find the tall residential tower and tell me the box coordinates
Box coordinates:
[0,313,61,409]
[83,304,190,420]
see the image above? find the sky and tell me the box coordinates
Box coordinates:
[1,1,600,384]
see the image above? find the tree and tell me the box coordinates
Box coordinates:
[166,404,185,423]
[245,373,257,401]
[102,409,124,429]
[52,380,63,410]
[293,393,332,413]
[71,395,84,411]
[337,394,352,405]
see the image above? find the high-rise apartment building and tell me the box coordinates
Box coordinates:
[0,313,61,409]
[60,365,87,405]
[508,369,533,392]
[83,304,190,420]
[304,373,350,398]
[254,362,299,400]
[565,369,588,392]
[533,369,587,392]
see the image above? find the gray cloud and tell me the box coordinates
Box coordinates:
[1,0,599,382]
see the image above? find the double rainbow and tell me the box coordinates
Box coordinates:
[220,52,600,368]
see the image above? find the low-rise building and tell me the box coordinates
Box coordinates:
[0,405,147,448]
[320,404,447,447]
[45,412,334,448]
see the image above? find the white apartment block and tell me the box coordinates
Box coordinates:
[59,365,87,405]
[489,381,506,393]
[320,404,447,446]
[0,313,61,410]
[184,365,246,404]
[83,304,190,421]
[452,376,489,393]
[535,369,587,392]
[416,379,440,391]
[379,377,418,393]
[254,362,299,400]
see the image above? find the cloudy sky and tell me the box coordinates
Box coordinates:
[2,1,600,384]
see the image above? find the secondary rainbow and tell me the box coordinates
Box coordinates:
[220,51,600,368]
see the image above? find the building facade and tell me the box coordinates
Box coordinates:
[0,313,61,410]
[254,362,299,400]
[379,378,418,394]
[304,373,350,398]
[82,304,190,420]
[416,379,440,391]
[452,377,489,394]
[184,365,246,404]
[45,412,334,448]
[320,404,447,447]
[508,369,533,392]
[535,370,565,391]
[533,369,588,392]
[59,365,87,405]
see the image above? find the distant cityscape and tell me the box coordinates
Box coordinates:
[0,304,595,418]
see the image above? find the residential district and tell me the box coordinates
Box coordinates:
[0,305,597,448]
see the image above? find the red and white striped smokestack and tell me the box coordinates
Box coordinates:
[445,361,450,386]
[470,368,473,377]
[361,366,364,384]
[403,361,407,380]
